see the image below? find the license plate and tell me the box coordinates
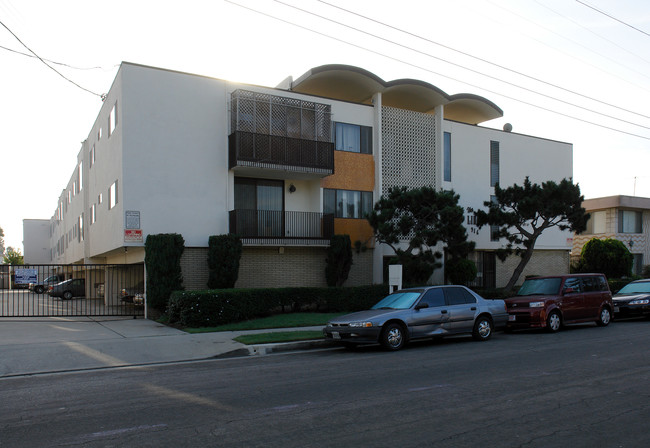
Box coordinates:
[332,331,341,339]
[508,315,516,322]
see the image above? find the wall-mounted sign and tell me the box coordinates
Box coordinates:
[125,210,141,230]
[124,229,143,242]
[15,268,37,284]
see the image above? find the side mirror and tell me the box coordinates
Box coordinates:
[563,287,575,294]
[415,302,429,310]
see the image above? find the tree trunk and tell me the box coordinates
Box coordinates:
[504,244,536,293]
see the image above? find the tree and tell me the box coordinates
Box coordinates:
[578,238,633,279]
[475,177,588,292]
[367,186,475,285]
[3,247,24,265]
[325,234,353,287]
[207,234,242,289]
[0,226,5,259]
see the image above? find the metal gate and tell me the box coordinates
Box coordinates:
[0,264,145,317]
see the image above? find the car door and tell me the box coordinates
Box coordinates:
[560,277,584,321]
[409,288,450,338]
[443,286,478,334]
[71,279,85,297]
[581,276,603,319]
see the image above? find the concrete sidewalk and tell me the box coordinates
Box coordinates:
[0,317,331,378]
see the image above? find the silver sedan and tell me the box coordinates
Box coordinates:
[323,285,508,351]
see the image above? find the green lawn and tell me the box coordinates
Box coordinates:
[183,312,344,334]
[234,331,325,345]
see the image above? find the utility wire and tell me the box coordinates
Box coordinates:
[226,0,650,141]
[576,0,650,38]
[318,0,650,121]
[0,44,118,70]
[0,19,104,98]
[276,0,650,132]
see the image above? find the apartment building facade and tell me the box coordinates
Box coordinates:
[572,195,650,276]
[44,62,573,290]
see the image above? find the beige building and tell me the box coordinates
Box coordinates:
[572,195,650,275]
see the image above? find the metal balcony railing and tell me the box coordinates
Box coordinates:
[228,131,334,175]
[229,209,334,242]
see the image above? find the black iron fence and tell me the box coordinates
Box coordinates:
[0,264,144,317]
[229,209,334,242]
[229,131,334,174]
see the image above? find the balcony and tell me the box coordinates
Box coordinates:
[229,209,334,246]
[229,131,334,178]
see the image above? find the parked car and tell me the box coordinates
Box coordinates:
[613,279,650,319]
[505,274,613,333]
[323,285,508,351]
[47,278,85,300]
[120,281,144,306]
[29,274,64,294]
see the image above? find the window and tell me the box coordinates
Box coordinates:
[444,132,451,182]
[98,193,103,204]
[90,204,96,224]
[89,144,95,168]
[586,210,606,234]
[444,287,477,305]
[490,141,499,187]
[78,214,84,242]
[335,123,372,154]
[78,161,82,191]
[632,254,643,276]
[490,195,499,241]
[109,181,118,210]
[420,288,446,307]
[98,127,102,140]
[108,102,117,137]
[618,210,642,233]
[563,277,583,293]
[323,189,373,219]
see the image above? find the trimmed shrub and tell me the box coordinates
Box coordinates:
[445,258,477,285]
[579,238,633,279]
[207,234,242,289]
[168,284,388,327]
[145,233,185,312]
[325,234,353,287]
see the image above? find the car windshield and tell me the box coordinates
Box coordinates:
[517,278,562,296]
[617,282,650,294]
[371,291,422,310]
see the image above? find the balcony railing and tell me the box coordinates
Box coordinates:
[229,131,334,176]
[229,209,334,244]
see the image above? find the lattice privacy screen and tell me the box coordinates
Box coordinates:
[381,105,437,195]
[231,89,331,142]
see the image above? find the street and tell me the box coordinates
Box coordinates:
[2,320,650,447]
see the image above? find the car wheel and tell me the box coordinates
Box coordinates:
[546,311,562,333]
[597,307,611,327]
[62,291,73,300]
[380,323,406,351]
[34,286,44,294]
[472,316,493,341]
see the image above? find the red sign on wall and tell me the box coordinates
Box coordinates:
[124,229,143,242]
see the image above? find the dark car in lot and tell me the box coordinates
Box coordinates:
[323,285,508,351]
[505,274,613,332]
[47,278,85,300]
[613,279,650,319]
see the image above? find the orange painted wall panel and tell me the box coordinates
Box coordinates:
[334,218,375,248]
[321,151,374,191]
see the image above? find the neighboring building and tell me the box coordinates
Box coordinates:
[36,62,574,290]
[23,219,51,264]
[572,195,650,276]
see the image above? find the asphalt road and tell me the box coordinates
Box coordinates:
[2,319,650,447]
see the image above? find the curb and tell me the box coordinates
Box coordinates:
[246,338,338,356]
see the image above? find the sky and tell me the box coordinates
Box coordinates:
[1,0,649,252]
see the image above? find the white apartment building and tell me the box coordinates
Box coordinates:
[42,62,573,289]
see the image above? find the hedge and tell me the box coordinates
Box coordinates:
[168,284,388,327]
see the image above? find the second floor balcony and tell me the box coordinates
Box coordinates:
[228,131,334,177]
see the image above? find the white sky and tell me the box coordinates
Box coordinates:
[1,0,649,251]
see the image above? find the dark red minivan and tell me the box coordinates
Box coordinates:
[505,274,613,332]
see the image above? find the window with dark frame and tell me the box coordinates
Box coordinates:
[490,140,499,187]
[323,188,373,219]
[335,122,372,154]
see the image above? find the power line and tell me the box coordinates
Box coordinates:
[226,0,650,141]
[317,0,650,122]
[576,0,650,38]
[0,43,117,70]
[275,0,650,132]
[0,19,104,98]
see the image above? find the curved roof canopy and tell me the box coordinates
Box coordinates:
[290,64,503,125]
